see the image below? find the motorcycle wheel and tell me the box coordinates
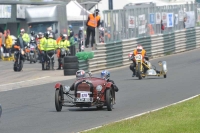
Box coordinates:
[13,62,17,72]
[30,55,33,64]
[137,63,143,80]
[16,61,22,71]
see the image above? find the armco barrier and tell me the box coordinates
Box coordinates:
[78,60,89,72]
[79,27,200,73]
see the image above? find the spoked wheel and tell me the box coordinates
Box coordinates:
[55,89,63,112]
[106,89,113,111]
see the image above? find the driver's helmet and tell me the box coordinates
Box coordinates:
[136,45,143,54]
[76,70,86,79]
[101,70,110,80]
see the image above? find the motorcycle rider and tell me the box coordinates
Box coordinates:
[43,32,57,70]
[130,45,147,77]
[19,29,30,44]
[57,34,70,70]
[101,70,119,92]
[14,32,27,62]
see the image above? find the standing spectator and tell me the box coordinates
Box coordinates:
[19,29,30,44]
[4,30,7,37]
[37,32,46,63]
[78,27,83,40]
[47,27,56,39]
[183,17,187,29]
[56,33,62,44]
[85,9,101,50]
[4,31,13,57]
[68,25,74,39]
[0,32,3,59]
[161,20,165,34]
[6,29,10,35]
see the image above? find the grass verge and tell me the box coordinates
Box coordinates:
[82,95,200,133]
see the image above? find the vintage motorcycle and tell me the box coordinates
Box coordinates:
[25,44,30,61]
[129,53,167,80]
[59,48,70,68]
[54,72,116,111]
[29,38,37,63]
[13,48,25,72]
[45,50,55,70]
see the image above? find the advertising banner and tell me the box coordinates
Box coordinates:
[175,14,178,25]
[167,13,174,27]
[156,13,161,24]
[0,5,11,18]
[185,11,195,28]
[138,14,146,34]
[179,10,184,21]
[162,12,167,23]
[197,8,200,22]
[128,16,135,28]
[149,13,155,24]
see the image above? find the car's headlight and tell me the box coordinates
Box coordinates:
[63,86,70,93]
[96,85,102,92]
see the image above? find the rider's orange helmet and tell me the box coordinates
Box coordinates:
[136,45,143,54]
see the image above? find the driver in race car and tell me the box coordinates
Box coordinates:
[69,70,86,91]
[101,70,119,92]
[129,45,147,77]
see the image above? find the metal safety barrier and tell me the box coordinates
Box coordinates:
[80,27,200,73]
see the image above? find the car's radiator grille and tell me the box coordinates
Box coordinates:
[76,83,91,98]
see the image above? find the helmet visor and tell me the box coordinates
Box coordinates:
[137,49,142,53]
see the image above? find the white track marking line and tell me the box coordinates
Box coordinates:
[79,94,199,133]
[0,76,50,87]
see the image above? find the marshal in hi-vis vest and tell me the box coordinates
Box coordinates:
[87,14,100,28]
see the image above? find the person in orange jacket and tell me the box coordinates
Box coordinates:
[129,45,147,77]
[56,33,62,44]
[85,9,101,50]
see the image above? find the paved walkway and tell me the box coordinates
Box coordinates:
[0,58,75,91]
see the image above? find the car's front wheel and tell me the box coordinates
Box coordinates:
[55,89,63,112]
[106,89,113,111]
